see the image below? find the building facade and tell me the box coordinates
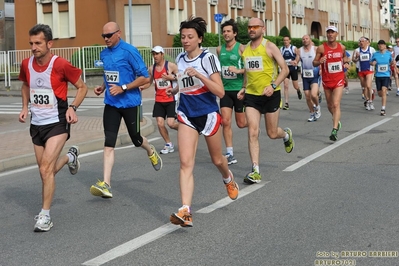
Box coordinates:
[12,0,396,50]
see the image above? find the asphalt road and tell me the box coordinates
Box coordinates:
[1,85,399,266]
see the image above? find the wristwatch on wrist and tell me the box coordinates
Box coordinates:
[121,84,128,92]
[69,105,77,112]
[271,83,277,90]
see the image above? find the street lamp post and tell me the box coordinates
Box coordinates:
[128,0,132,44]
[215,13,227,46]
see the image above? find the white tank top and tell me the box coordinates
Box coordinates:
[28,55,60,125]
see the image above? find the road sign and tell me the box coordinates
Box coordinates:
[94,60,103,68]
[214,13,223,23]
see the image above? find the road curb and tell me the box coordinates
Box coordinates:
[0,116,155,173]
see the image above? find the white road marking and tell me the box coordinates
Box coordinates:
[0,137,161,179]
[0,115,396,265]
[197,182,267,213]
[82,224,180,266]
[82,182,268,266]
[283,117,393,172]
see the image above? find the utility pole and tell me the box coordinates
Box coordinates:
[128,0,132,44]
[0,0,5,51]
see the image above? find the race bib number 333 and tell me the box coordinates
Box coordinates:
[30,88,55,108]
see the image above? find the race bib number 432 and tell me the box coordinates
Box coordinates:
[222,66,237,79]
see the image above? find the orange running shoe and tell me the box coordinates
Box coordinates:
[225,170,239,200]
[170,206,193,227]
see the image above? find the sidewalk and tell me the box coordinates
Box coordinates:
[0,87,156,172]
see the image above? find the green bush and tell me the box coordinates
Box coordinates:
[265,36,277,44]
[347,64,358,79]
[173,32,222,47]
[236,19,250,45]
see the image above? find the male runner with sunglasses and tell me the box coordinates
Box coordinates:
[90,22,162,199]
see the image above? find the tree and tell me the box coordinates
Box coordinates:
[279,26,291,38]
[236,19,250,45]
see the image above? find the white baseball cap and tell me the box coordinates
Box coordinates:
[326,25,338,32]
[151,46,164,53]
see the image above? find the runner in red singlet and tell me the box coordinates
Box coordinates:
[313,25,350,141]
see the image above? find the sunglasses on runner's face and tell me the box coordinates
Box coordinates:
[247,25,262,30]
[101,30,119,39]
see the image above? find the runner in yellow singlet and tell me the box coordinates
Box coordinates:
[237,17,295,184]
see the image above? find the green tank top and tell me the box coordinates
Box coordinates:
[219,42,244,91]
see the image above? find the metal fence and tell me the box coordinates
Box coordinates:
[2,46,219,86]
[0,51,7,87]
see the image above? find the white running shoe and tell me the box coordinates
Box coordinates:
[67,146,80,175]
[365,102,371,111]
[314,106,321,119]
[160,144,174,154]
[34,214,53,232]
[307,113,317,122]
[370,102,375,110]
[225,153,238,165]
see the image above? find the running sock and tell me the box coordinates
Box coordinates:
[226,147,233,156]
[223,174,232,184]
[283,133,289,142]
[252,163,260,173]
[67,152,74,163]
[181,205,191,213]
[40,209,50,216]
[382,106,386,110]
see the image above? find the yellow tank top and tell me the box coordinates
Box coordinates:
[242,39,279,96]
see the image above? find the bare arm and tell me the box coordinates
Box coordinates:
[229,44,246,74]
[216,46,221,57]
[294,48,301,65]
[65,77,88,124]
[140,66,154,90]
[313,45,325,67]
[18,82,30,123]
[352,49,359,62]
[162,62,178,82]
[291,46,299,66]
[268,41,289,87]
[341,45,350,69]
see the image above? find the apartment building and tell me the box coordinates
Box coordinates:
[12,0,395,50]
